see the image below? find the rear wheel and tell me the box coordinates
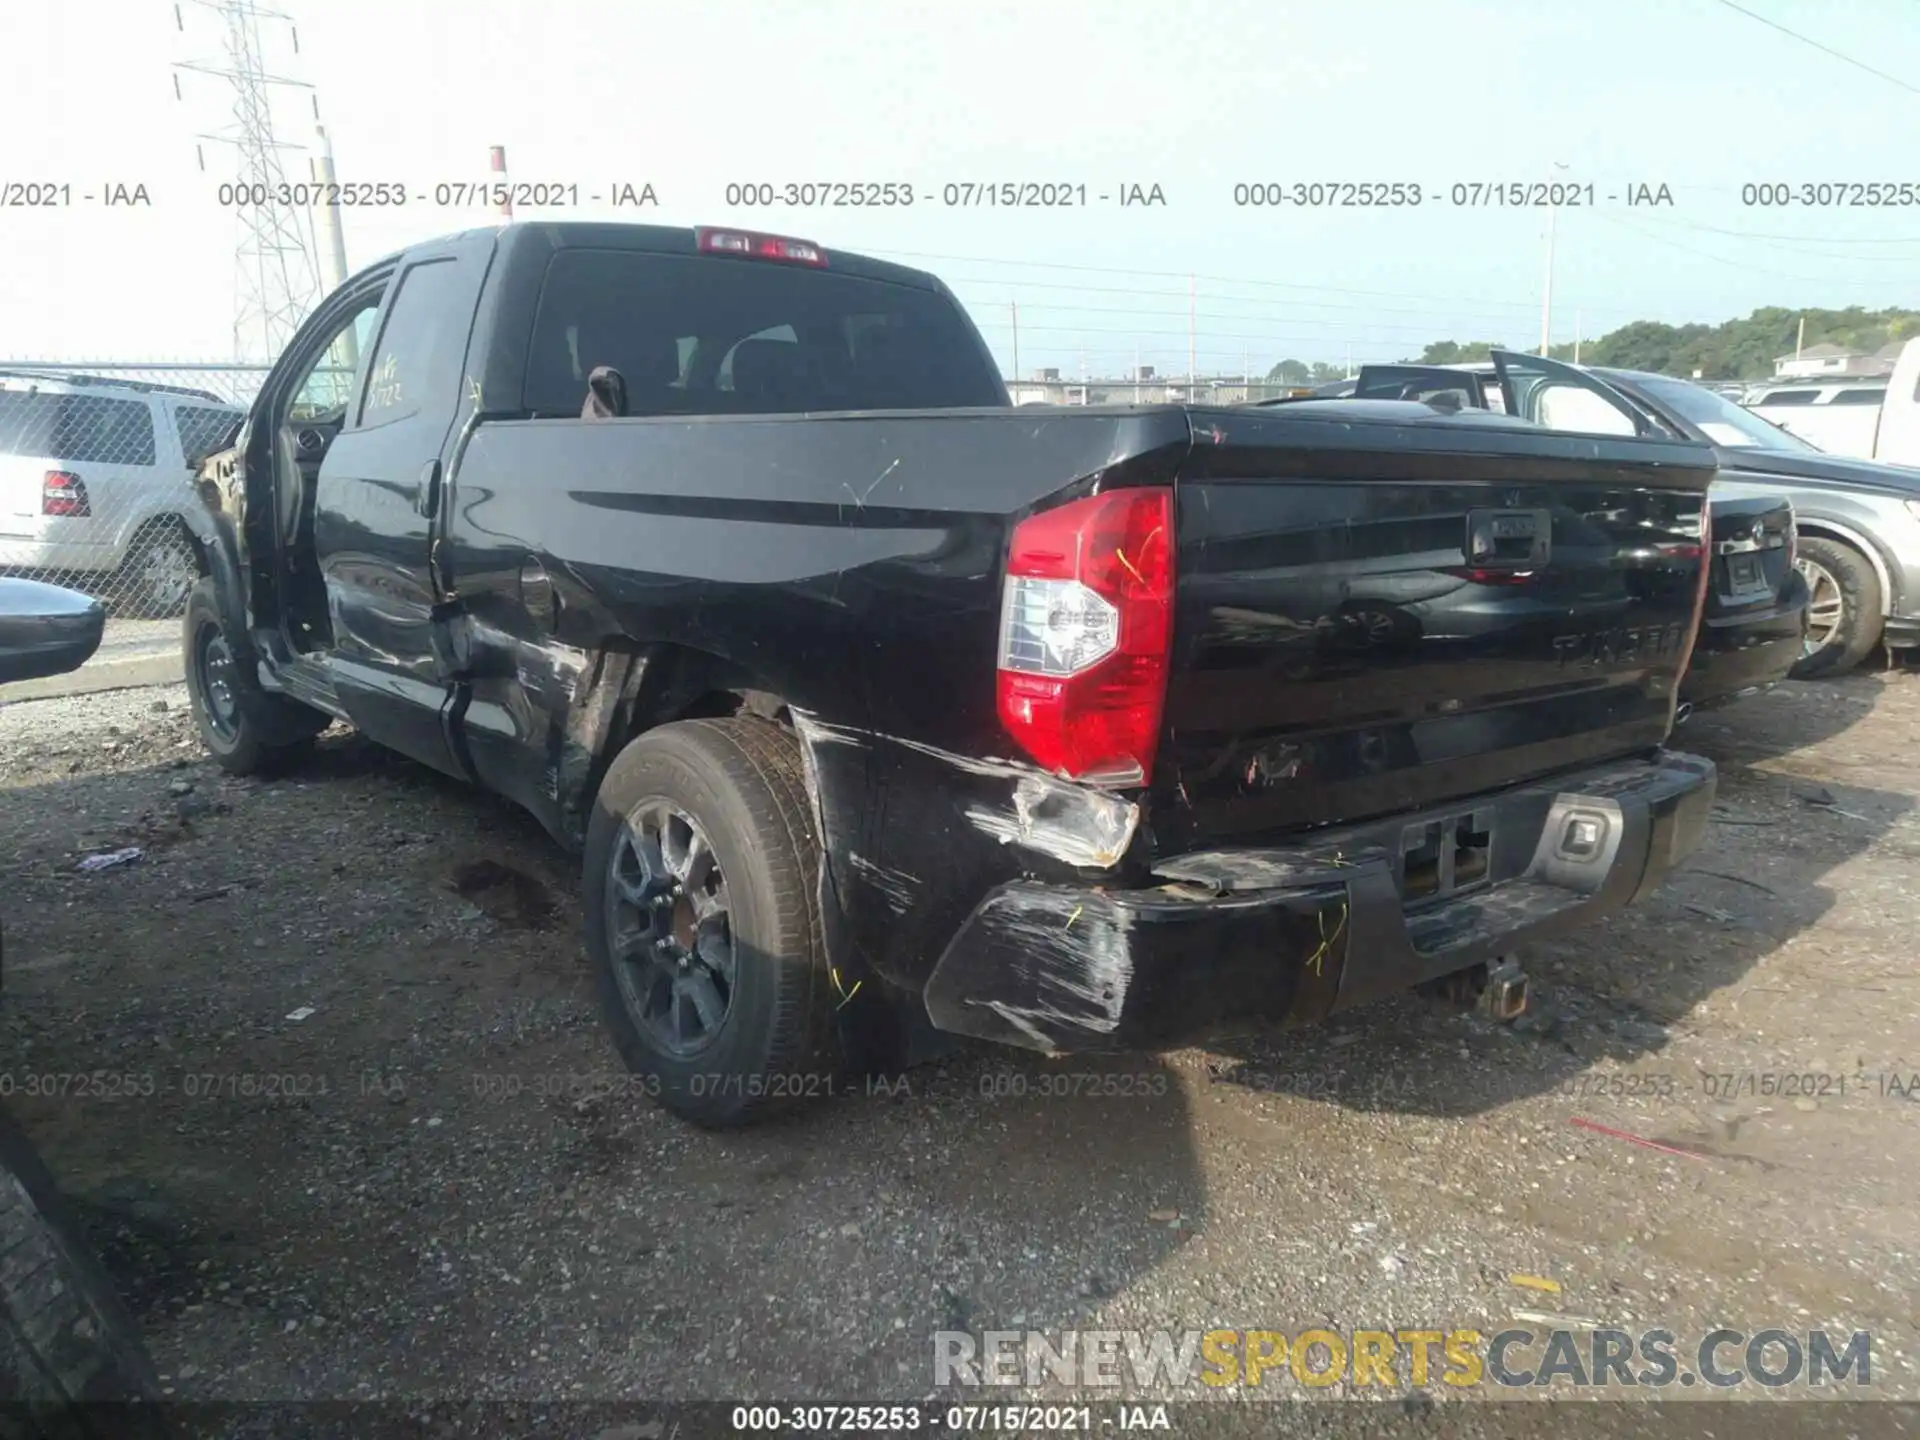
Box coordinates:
[117,521,198,620]
[182,578,327,776]
[1790,536,1882,679]
[0,1105,169,1437]
[583,718,841,1128]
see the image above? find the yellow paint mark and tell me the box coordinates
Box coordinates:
[1114,548,1145,585]
[1511,1275,1562,1294]
[1065,904,1083,930]
[829,966,863,1010]
[1304,900,1350,976]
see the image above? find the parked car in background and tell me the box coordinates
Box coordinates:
[1742,339,1920,468]
[0,371,244,619]
[1680,491,1805,716]
[0,577,170,1433]
[1587,364,1920,678]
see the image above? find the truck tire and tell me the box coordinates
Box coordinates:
[0,1105,169,1438]
[1790,536,1882,680]
[583,717,842,1128]
[181,578,327,776]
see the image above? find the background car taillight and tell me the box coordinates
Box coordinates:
[995,486,1174,786]
[41,470,89,517]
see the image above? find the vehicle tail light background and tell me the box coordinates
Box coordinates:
[995,486,1174,786]
[41,470,90,517]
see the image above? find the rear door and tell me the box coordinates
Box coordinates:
[1155,398,1716,851]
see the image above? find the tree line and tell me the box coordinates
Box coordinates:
[1267,306,1920,384]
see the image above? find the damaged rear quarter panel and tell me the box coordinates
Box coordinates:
[438,406,1192,991]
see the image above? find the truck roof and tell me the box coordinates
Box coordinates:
[371,221,947,292]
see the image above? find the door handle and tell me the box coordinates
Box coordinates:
[416,459,442,519]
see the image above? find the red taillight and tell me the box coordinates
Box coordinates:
[995,487,1175,786]
[42,470,89,517]
[695,226,828,267]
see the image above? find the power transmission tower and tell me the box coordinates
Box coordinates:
[172,0,325,361]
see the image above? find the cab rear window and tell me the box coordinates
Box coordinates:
[522,250,1005,417]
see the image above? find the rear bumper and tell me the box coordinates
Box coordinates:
[922,749,1716,1054]
[1679,571,1808,710]
[0,537,124,574]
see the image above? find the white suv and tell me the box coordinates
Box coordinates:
[0,371,245,617]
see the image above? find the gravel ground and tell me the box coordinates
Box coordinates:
[1,675,1917,1437]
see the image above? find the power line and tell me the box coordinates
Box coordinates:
[1643,216,1920,249]
[1589,211,1914,289]
[864,246,1575,314]
[1709,0,1920,99]
[939,282,1623,329]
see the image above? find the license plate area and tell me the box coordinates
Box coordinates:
[1398,808,1495,908]
[1725,553,1767,596]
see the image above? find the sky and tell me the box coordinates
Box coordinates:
[2,0,1917,377]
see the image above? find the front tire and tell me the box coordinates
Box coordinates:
[1790,537,1882,679]
[181,578,327,776]
[583,718,841,1128]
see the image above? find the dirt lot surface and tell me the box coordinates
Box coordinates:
[1,673,1917,1437]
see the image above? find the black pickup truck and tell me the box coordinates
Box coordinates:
[180,221,1720,1126]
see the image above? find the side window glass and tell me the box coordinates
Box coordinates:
[289,303,381,423]
[1536,383,1638,436]
[1492,351,1658,440]
[58,395,157,466]
[357,260,468,428]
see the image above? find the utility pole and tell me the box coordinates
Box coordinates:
[310,123,349,294]
[1132,346,1140,404]
[173,0,325,361]
[1011,300,1020,385]
[1188,275,1197,401]
[1796,314,1806,360]
[1573,309,1582,365]
[1539,160,1569,357]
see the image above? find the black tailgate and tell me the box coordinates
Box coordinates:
[1152,401,1717,851]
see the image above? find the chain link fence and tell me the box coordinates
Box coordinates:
[0,362,272,627]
